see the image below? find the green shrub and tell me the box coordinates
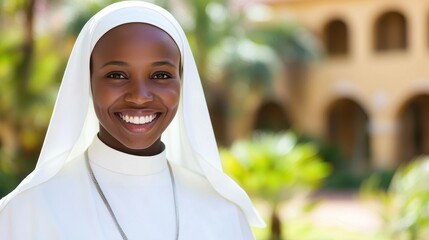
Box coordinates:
[361,157,429,240]
[221,131,331,240]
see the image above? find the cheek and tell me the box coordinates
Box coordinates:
[92,85,106,110]
[91,82,119,115]
[92,92,109,123]
[165,82,181,111]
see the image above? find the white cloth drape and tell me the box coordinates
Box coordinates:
[0,0,264,228]
[0,137,255,239]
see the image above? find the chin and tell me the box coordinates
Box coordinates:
[121,138,161,150]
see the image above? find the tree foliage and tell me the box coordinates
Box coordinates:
[361,157,429,240]
[0,0,72,197]
[221,132,331,239]
[222,131,330,203]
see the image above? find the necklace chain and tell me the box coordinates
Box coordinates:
[84,150,180,240]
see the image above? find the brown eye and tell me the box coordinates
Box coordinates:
[106,72,127,79]
[152,72,171,79]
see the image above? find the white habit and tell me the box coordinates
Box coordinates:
[0,137,254,239]
[0,2,264,238]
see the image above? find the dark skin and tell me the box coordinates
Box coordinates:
[90,23,181,156]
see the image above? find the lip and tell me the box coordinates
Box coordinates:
[114,111,160,133]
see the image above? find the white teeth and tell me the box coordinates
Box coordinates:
[120,114,157,125]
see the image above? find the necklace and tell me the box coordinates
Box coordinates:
[84,150,180,240]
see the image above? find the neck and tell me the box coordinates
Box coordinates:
[97,133,164,156]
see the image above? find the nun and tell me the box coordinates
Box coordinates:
[0,1,264,239]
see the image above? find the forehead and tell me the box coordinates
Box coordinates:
[91,23,180,60]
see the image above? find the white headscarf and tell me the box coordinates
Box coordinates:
[0,1,265,227]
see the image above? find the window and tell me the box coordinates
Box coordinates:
[323,19,349,56]
[374,11,407,51]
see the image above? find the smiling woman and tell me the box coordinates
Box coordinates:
[0,1,264,239]
[91,23,181,155]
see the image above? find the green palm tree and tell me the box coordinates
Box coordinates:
[247,23,320,99]
[221,132,331,239]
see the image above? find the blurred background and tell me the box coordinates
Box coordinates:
[2,0,429,239]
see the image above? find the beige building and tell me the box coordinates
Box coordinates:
[228,0,429,170]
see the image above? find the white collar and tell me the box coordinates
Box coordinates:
[87,136,167,176]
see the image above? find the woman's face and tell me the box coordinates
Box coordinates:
[91,23,181,155]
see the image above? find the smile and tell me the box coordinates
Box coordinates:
[118,113,157,125]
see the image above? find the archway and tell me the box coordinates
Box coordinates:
[374,11,407,51]
[254,101,290,132]
[323,19,349,56]
[327,98,371,171]
[397,94,429,163]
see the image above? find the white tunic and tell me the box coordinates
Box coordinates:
[0,137,254,240]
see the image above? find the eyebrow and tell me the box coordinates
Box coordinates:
[102,60,128,68]
[101,60,177,68]
[152,60,177,68]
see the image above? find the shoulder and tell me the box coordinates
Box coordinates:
[170,162,247,215]
[0,154,89,238]
[170,162,227,203]
[0,154,87,223]
[169,162,254,240]
[0,176,63,239]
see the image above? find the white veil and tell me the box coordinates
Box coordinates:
[0,1,265,227]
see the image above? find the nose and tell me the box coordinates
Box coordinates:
[124,80,153,104]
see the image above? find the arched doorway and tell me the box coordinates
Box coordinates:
[254,101,290,132]
[397,94,429,163]
[374,11,407,51]
[323,19,349,56]
[327,98,371,171]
